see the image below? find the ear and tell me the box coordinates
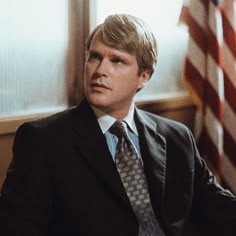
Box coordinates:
[138,70,152,90]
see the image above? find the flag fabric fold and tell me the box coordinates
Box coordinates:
[179,0,236,192]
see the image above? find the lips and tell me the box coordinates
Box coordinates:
[92,83,109,89]
[90,81,111,91]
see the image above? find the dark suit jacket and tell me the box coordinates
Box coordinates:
[0,99,236,236]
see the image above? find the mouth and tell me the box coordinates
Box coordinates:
[90,82,111,91]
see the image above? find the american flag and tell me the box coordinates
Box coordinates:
[179,0,236,192]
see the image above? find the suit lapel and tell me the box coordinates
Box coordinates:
[71,99,133,210]
[70,100,167,213]
[135,108,167,205]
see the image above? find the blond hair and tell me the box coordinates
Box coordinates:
[86,14,158,75]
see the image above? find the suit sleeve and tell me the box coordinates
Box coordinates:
[188,129,236,235]
[0,123,52,235]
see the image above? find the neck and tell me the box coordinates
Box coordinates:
[91,103,135,120]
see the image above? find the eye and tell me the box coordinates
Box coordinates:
[88,52,101,61]
[111,57,124,64]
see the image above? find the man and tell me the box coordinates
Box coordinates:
[0,14,235,236]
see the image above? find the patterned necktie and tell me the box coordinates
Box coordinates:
[110,120,165,236]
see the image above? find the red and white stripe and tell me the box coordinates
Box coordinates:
[180,0,236,192]
[221,0,236,193]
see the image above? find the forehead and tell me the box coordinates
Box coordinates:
[89,30,115,51]
[89,31,107,48]
[89,30,136,58]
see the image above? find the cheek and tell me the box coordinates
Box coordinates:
[84,66,93,82]
[84,64,90,76]
[116,79,139,95]
[83,72,90,91]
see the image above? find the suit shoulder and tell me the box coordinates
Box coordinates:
[16,106,77,135]
[137,108,192,141]
[139,109,189,130]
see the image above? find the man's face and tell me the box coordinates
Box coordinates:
[84,32,150,118]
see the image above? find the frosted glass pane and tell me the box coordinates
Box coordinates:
[136,30,189,102]
[0,0,69,117]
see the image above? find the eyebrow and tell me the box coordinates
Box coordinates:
[88,49,100,55]
[89,49,129,60]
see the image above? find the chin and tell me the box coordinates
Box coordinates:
[86,94,110,108]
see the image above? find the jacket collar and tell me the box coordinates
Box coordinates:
[134,108,167,202]
[71,99,134,211]
[71,99,167,211]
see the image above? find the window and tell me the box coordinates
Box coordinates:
[0,0,188,118]
[0,0,69,117]
[91,0,188,102]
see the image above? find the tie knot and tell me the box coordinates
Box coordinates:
[110,120,127,138]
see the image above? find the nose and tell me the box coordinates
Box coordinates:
[95,59,109,77]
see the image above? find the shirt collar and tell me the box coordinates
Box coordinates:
[91,104,138,136]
